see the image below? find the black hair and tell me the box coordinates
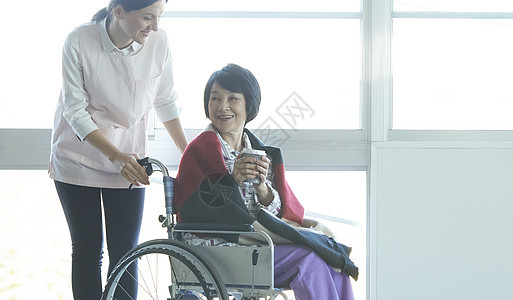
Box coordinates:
[92,0,167,22]
[203,64,261,125]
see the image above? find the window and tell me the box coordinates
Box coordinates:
[287,171,367,300]
[1,169,367,299]
[0,0,106,129]
[164,16,362,130]
[168,0,360,12]
[394,0,513,12]
[156,8,369,298]
[159,2,362,130]
[2,1,369,299]
[392,1,513,130]
[1,170,72,298]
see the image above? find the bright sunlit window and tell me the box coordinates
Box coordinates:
[0,0,362,130]
[287,171,367,300]
[4,0,513,299]
[392,1,513,129]
[165,17,362,130]
[1,1,367,299]
[0,169,367,299]
[161,0,362,130]
[394,0,513,12]
[0,0,106,129]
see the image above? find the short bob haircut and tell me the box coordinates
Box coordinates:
[92,0,167,22]
[203,64,261,125]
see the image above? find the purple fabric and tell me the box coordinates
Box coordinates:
[274,245,355,300]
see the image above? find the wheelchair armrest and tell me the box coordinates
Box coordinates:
[174,223,255,232]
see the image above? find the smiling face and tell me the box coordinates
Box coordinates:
[208,82,247,141]
[114,0,165,46]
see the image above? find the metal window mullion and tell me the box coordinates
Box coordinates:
[369,0,393,142]
[360,0,371,140]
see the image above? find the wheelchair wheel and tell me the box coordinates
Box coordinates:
[101,239,229,300]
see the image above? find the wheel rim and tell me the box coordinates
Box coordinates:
[102,241,228,300]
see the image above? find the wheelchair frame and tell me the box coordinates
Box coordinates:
[101,157,290,300]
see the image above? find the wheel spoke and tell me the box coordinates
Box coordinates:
[101,241,228,300]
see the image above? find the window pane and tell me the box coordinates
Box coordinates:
[170,0,360,12]
[394,0,513,12]
[393,19,513,129]
[286,171,367,300]
[1,171,71,298]
[1,1,361,130]
[0,1,106,129]
[0,169,168,298]
[163,18,362,130]
[4,169,366,298]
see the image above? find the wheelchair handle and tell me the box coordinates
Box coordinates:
[137,157,170,177]
[136,157,174,216]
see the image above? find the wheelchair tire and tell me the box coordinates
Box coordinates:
[101,239,229,300]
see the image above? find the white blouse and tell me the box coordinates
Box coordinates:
[49,19,180,188]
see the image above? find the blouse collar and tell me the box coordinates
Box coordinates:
[98,18,143,56]
[209,124,252,160]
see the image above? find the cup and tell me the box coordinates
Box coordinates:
[241,148,266,184]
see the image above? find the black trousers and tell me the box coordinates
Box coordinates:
[55,181,145,300]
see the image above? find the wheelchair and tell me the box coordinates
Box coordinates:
[101,158,290,300]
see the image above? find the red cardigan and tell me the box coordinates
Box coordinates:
[174,129,304,225]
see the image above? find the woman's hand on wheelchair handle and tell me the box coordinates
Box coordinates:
[112,152,150,186]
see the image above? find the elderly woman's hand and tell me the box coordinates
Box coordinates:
[232,154,270,185]
[232,154,274,205]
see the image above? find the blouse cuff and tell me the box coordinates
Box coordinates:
[258,181,281,216]
[69,114,99,141]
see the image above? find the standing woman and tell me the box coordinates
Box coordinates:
[49,0,187,299]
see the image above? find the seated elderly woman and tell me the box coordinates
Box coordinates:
[173,63,358,300]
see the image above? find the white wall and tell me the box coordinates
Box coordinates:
[370,141,513,300]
